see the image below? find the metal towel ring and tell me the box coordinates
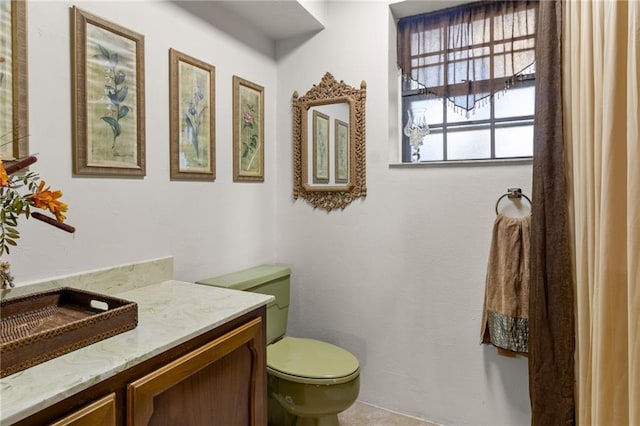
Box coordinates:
[495,188,532,216]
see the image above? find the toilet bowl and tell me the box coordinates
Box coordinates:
[197,265,360,426]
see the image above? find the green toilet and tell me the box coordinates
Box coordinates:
[197,264,360,426]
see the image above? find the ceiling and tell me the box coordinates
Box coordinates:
[215,1,325,41]
[389,0,470,19]
[172,0,325,43]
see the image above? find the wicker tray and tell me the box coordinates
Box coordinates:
[0,287,138,378]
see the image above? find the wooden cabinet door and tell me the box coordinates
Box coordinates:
[50,394,116,426]
[127,317,265,426]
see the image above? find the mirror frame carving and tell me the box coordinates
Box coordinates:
[292,73,367,211]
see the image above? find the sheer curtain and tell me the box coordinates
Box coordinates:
[563,1,640,424]
[397,1,537,114]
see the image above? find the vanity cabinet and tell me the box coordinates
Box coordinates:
[50,394,116,426]
[11,308,266,426]
[127,317,264,425]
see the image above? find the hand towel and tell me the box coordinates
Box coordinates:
[480,214,531,355]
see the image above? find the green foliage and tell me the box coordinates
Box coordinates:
[0,171,39,256]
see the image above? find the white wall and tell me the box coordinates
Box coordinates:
[11,1,278,284]
[14,1,533,424]
[275,2,532,425]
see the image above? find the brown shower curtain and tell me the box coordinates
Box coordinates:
[529,1,575,425]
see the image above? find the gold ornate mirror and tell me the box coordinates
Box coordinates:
[292,73,367,211]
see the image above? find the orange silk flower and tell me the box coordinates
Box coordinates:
[0,161,9,187]
[29,181,68,222]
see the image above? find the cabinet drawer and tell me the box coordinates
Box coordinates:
[50,393,116,426]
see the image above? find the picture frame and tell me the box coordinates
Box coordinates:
[334,118,349,184]
[232,76,264,182]
[71,7,145,177]
[0,0,28,162]
[169,49,215,181]
[312,110,329,184]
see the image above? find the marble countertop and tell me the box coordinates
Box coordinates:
[0,280,273,425]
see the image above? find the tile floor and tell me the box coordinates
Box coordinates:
[338,401,439,426]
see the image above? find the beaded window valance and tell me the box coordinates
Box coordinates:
[397,1,538,115]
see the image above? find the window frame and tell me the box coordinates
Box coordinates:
[397,2,536,164]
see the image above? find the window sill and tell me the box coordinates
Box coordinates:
[388,157,533,168]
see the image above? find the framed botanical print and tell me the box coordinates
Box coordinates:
[72,7,145,177]
[232,75,264,182]
[169,49,215,181]
[0,0,28,162]
[334,118,349,184]
[312,110,329,184]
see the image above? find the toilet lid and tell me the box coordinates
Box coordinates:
[267,337,360,385]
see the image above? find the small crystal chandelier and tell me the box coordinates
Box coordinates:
[403,109,430,162]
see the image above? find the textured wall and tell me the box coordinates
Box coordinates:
[275,2,532,425]
[14,1,533,424]
[12,1,278,284]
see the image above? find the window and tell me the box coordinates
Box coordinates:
[397,1,538,163]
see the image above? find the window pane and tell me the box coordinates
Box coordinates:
[494,85,535,118]
[446,101,491,123]
[417,133,444,161]
[447,51,490,86]
[495,125,534,158]
[421,98,444,125]
[404,98,444,126]
[447,129,491,160]
[413,27,444,55]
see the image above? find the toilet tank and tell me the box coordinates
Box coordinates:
[196,264,291,344]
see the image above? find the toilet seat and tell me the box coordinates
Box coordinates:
[267,336,360,385]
